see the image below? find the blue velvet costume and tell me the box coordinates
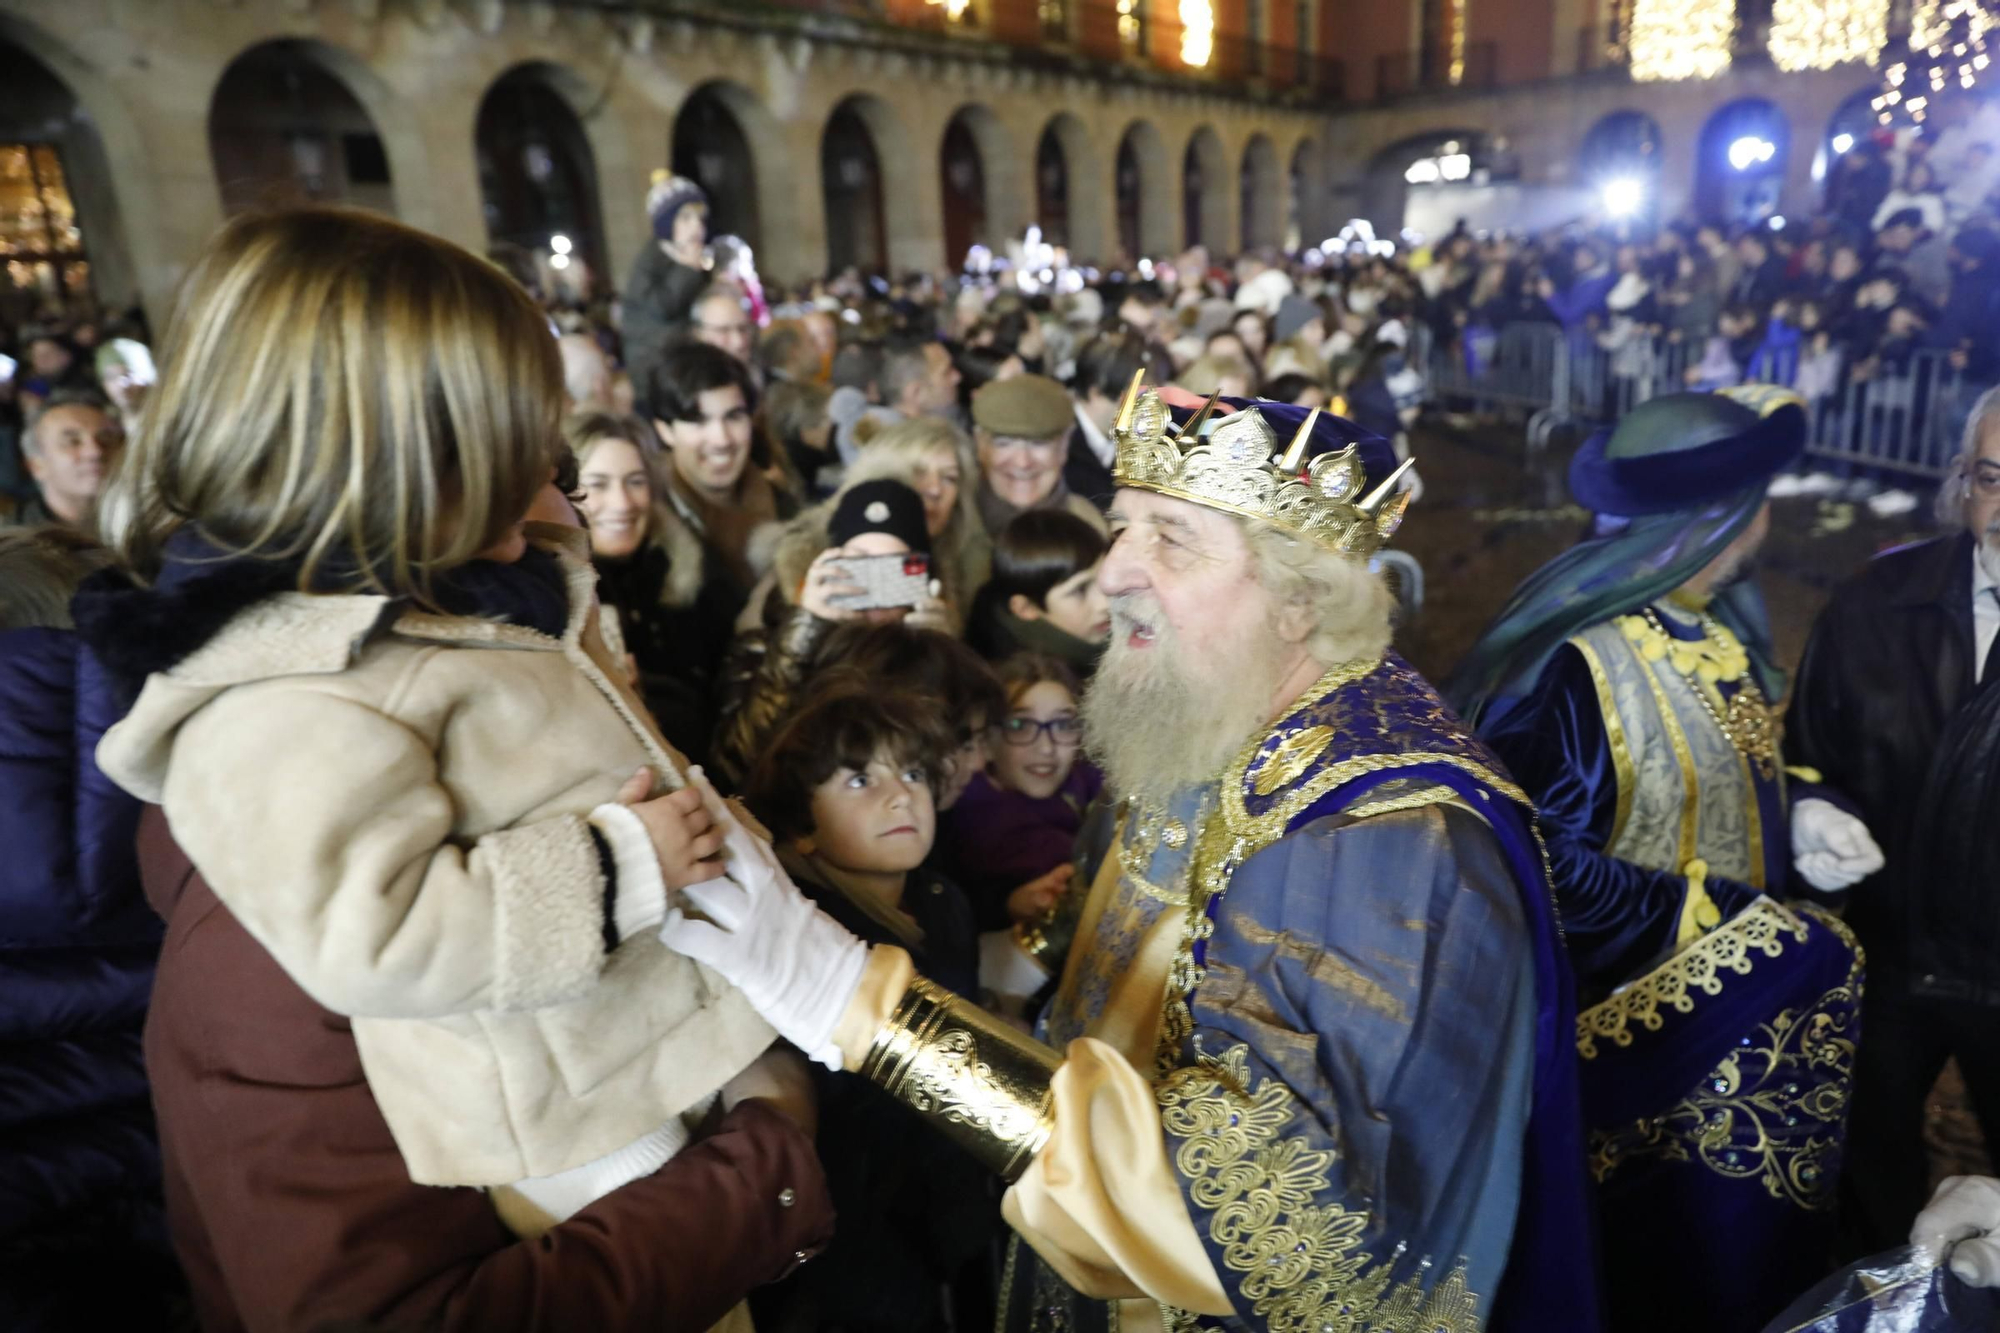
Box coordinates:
[1002,654,1597,1333]
[1454,392,1864,1333]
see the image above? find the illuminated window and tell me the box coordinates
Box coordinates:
[1119,0,1147,51]
[1247,0,1265,73]
[1039,0,1069,39]
[0,144,90,314]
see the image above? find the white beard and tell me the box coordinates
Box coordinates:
[1080,593,1288,808]
[1980,524,2000,588]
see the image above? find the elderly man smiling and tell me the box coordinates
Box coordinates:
[654,383,1596,1333]
[971,373,1110,545]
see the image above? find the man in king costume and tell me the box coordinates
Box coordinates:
[1450,387,1878,1333]
[657,380,1596,1333]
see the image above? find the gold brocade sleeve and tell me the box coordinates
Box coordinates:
[833,952,1232,1313]
[855,972,1062,1181]
[1004,1038,1235,1315]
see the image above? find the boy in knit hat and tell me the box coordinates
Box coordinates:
[624,172,711,409]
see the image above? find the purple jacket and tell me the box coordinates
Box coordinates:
[0,626,173,1318]
[938,764,1103,931]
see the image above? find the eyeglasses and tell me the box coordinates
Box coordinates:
[999,715,1082,747]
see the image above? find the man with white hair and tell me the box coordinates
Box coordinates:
[1788,383,2000,1256]
[655,386,1594,1332]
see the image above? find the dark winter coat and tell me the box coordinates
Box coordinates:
[622,243,708,410]
[0,625,181,1328]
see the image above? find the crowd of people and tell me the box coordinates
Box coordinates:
[7,104,2000,1333]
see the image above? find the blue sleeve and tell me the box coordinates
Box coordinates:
[1481,645,1758,989]
[1160,804,1537,1329]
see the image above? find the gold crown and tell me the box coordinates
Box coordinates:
[1109,372,1415,559]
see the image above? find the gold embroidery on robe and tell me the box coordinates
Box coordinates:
[1153,1044,1482,1333]
[1588,907,1863,1209]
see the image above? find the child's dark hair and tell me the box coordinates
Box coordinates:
[994,652,1082,707]
[988,509,1108,610]
[744,681,957,842]
[815,622,1009,745]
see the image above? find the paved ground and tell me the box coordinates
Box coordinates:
[1395,416,1992,1186]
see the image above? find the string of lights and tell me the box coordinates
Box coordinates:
[1628,0,1735,81]
[1875,0,1993,123]
[1769,0,1888,71]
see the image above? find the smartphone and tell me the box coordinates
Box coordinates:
[827,552,931,612]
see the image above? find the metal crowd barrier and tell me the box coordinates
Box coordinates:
[1419,321,1972,482]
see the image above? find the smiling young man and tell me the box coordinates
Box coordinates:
[647,342,793,596]
[655,390,1596,1333]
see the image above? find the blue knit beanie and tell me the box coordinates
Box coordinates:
[647,171,709,243]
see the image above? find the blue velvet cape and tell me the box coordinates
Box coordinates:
[1004,655,1598,1333]
[1479,611,1863,1333]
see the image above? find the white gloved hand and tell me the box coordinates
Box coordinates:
[1791,798,1885,892]
[1912,1175,2000,1286]
[658,774,868,1072]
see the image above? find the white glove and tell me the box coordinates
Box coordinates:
[658,777,868,1072]
[1791,797,1885,892]
[1912,1175,2000,1286]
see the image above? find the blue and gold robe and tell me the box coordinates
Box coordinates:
[1002,653,1594,1333]
[1483,604,1864,1333]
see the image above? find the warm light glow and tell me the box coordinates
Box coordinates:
[550,233,572,255]
[1896,0,1994,115]
[1769,0,1887,71]
[1448,0,1467,83]
[1729,136,1777,170]
[1179,0,1214,66]
[1602,177,1646,217]
[1629,0,1735,79]
[550,252,571,270]
[1117,0,1143,48]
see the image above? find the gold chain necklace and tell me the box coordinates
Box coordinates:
[1641,608,1779,780]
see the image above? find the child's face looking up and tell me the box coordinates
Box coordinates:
[804,745,935,875]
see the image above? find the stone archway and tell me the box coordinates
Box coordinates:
[1116,119,1175,260]
[209,39,400,218]
[1288,137,1326,250]
[822,97,886,274]
[941,104,1017,266]
[674,82,764,253]
[475,63,607,293]
[1696,98,1790,226]
[1183,125,1228,252]
[1240,133,1282,250]
[0,34,135,321]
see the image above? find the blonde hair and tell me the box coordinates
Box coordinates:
[1244,523,1394,668]
[106,207,562,603]
[850,416,981,545]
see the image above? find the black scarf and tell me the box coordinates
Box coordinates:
[72,529,571,705]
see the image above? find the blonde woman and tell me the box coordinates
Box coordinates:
[71,209,828,1327]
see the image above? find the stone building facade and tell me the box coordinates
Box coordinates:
[0,0,1895,324]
